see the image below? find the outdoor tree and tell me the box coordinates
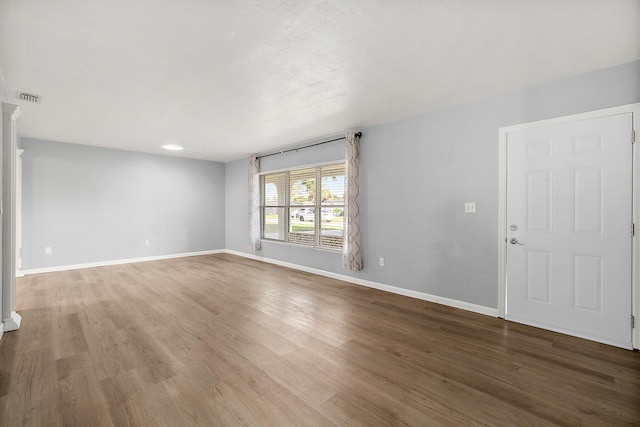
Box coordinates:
[291,178,315,204]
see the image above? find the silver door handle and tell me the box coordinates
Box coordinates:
[510,238,524,245]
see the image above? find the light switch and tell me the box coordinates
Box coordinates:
[465,202,477,213]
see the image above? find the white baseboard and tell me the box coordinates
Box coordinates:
[21,249,225,275]
[0,322,4,342]
[224,249,498,317]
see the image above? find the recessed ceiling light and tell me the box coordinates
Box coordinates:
[162,144,183,151]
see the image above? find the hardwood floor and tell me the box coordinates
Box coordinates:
[1,253,639,426]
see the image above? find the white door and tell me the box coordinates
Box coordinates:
[506,112,633,349]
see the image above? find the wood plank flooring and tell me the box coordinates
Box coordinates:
[1,253,639,426]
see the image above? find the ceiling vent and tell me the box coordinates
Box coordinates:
[18,92,41,103]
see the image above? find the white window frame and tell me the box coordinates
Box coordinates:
[260,161,345,251]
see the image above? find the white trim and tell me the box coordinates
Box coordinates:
[0,322,4,341]
[2,310,21,332]
[498,127,508,319]
[225,249,498,317]
[2,102,20,333]
[21,249,225,275]
[633,104,640,350]
[498,102,640,350]
[501,104,640,132]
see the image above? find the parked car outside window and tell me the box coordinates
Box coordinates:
[291,208,309,218]
[299,208,334,222]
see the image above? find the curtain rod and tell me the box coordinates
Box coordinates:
[256,132,362,159]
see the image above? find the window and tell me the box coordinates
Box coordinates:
[261,163,345,249]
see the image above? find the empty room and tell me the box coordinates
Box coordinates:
[1,1,639,425]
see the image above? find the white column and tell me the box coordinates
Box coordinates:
[2,102,21,332]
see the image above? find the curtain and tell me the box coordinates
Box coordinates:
[248,156,261,251]
[343,131,363,270]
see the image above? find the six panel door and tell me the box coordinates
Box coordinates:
[506,113,633,349]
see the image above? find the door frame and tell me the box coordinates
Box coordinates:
[498,103,640,349]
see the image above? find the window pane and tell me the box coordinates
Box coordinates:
[320,165,345,206]
[264,173,286,206]
[263,207,286,240]
[290,168,316,206]
[320,207,344,248]
[289,207,315,245]
[260,163,345,250]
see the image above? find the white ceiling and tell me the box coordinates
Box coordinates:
[1,0,639,162]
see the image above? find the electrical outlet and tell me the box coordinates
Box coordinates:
[379,257,385,267]
[145,240,150,246]
[464,202,477,213]
[45,246,52,255]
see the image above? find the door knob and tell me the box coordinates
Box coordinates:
[510,238,524,245]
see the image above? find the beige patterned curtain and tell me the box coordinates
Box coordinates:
[249,156,261,251]
[343,131,362,270]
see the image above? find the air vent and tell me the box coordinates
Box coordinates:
[18,92,41,103]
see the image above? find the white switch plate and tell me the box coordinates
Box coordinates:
[465,202,477,213]
[379,257,385,267]
[45,246,52,255]
[145,240,150,246]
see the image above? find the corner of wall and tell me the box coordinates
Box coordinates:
[0,66,10,103]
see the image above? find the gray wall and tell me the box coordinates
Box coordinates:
[225,60,640,309]
[21,139,225,269]
[0,87,6,321]
[225,156,249,253]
